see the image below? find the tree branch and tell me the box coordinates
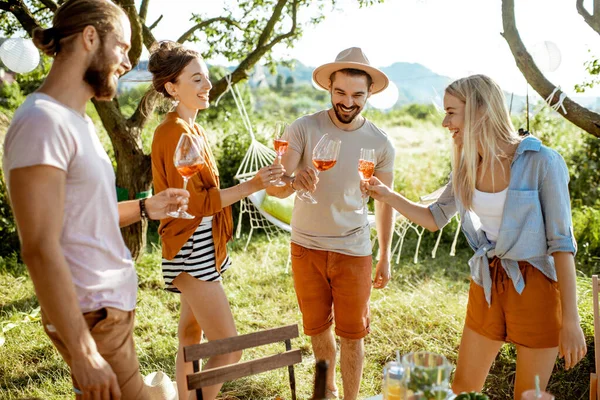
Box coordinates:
[148,14,162,30]
[139,0,150,23]
[257,0,288,48]
[177,17,242,44]
[38,0,57,12]
[113,0,143,69]
[142,24,157,50]
[2,0,42,35]
[577,0,600,35]
[502,0,600,138]
[209,0,297,101]
[128,89,161,129]
[93,99,145,154]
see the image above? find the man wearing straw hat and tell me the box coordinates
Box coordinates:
[267,47,395,399]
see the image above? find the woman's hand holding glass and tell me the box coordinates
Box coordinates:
[361,176,393,202]
[270,121,289,187]
[249,164,286,191]
[168,133,205,219]
[355,148,375,214]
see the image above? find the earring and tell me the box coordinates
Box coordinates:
[171,95,179,107]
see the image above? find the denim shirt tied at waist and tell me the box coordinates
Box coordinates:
[429,136,577,306]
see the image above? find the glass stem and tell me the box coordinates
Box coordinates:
[178,177,189,212]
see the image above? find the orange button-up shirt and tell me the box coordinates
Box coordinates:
[151,112,233,270]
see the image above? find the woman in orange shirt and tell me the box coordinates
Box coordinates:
[148,41,284,400]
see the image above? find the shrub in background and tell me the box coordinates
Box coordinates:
[0,117,20,259]
[0,81,25,111]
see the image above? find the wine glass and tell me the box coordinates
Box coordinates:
[355,148,375,214]
[167,133,205,219]
[270,121,288,187]
[296,133,341,204]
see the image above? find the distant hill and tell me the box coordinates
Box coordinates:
[252,59,523,108]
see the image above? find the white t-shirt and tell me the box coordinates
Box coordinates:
[472,187,508,243]
[284,110,396,256]
[2,93,137,313]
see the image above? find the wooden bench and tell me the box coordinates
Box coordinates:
[184,324,302,400]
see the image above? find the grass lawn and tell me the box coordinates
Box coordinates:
[0,112,596,399]
[0,231,595,400]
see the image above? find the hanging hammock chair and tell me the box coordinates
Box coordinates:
[379,186,461,265]
[217,75,292,252]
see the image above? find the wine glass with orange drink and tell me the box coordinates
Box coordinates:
[167,133,205,219]
[296,133,341,204]
[355,148,375,214]
[271,121,289,187]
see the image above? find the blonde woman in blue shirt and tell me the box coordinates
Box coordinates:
[364,74,586,399]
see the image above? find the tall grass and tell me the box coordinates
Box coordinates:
[0,234,595,399]
[0,93,597,399]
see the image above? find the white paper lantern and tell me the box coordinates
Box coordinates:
[531,41,561,73]
[368,81,399,110]
[0,38,40,74]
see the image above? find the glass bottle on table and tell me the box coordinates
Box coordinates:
[271,121,289,187]
[296,133,341,204]
[167,133,205,219]
[355,148,375,214]
[382,360,406,400]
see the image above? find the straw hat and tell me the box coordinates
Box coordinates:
[312,47,389,94]
[144,371,178,400]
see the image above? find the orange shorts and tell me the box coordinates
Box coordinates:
[42,307,148,399]
[465,258,562,348]
[290,242,372,339]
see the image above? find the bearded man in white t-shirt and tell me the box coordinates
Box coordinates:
[267,47,395,400]
[2,1,189,398]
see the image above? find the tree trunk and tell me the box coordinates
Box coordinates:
[117,150,152,261]
[92,99,152,260]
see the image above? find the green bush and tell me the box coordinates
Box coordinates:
[572,205,600,274]
[0,121,20,259]
[0,81,25,111]
[569,134,600,208]
[14,55,52,95]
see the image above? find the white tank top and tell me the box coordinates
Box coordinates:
[472,187,508,243]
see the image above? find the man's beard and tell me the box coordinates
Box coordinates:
[332,102,362,124]
[84,47,117,100]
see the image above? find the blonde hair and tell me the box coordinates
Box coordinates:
[445,74,520,209]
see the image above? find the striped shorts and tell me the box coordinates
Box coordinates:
[161,217,231,293]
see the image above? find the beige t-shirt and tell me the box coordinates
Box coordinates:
[284,110,395,256]
[2,93,137,313]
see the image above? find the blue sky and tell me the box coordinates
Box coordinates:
[140,0,600,97]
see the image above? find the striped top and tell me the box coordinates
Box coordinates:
[162,216,231,293]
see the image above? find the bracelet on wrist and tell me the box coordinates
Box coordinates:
[139,198,150,220]
[290,177,297,191]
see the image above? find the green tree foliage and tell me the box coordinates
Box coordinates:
[0,81,24,111]
[13,55,52,95]
[575,52,600,93]
[0,113,19,259]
